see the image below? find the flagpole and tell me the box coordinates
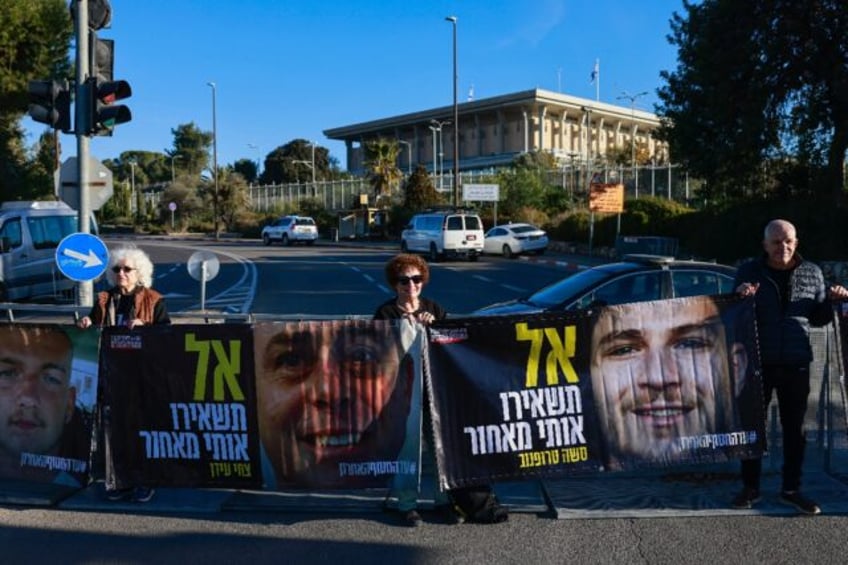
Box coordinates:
[595,58,600,101]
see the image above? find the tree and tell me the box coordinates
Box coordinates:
[168,123,212,178]
[0,0,72,200]
[657,0,848,205]
[259,139,331,185]
[402,165,443,210]
[363,138,402,205]
[233,158,258,183]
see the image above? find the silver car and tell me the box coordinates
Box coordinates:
[261,215,319,246]
[483,223,548,258]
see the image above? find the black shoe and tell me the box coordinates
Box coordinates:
[436,504,465,525]
[779,491,821,515]
[132,487,156,503]
[402,509,423,527]
[731,487,761,509]
[105,487,133,502]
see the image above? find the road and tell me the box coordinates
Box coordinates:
[2,237,847,564]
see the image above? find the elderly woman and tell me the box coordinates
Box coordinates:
[76,244,169,504]
[78,244,170,329]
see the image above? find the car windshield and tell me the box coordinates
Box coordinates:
[295,218,315,226]
[524,267,615,308]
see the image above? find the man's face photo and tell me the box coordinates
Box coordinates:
[589,296,736,464]
[0,326,76,463]
[255,320,411,487]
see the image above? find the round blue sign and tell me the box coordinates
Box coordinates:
[55,233,110,282]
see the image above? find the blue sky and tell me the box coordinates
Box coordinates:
[28,0,686,171]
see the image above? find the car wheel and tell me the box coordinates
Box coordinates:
[306,240,315,246]
[502,244,514,259]
[429,243,440,262]
[468,253,479,263]
[401,240,409,253]
[282,234,290,246]
[262,233,271,246]
[536,248,546,255]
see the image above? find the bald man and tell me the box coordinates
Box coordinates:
[732,219,848,515]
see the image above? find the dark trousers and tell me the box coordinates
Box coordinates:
[741,364,810,492]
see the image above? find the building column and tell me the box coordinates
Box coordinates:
[537,105,547,152]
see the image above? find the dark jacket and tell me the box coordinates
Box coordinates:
[88,287,170,327]
[735,254,832,365]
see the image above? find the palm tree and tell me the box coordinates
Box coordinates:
[363,138,402,206]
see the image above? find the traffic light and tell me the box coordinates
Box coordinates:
[27,80,72,133]
[87,76,132,136]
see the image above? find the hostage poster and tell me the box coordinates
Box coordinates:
[99,324,261,489]
[427,295,765,488]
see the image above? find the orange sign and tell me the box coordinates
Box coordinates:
[588,183,624,213]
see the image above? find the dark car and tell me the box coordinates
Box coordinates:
[473,254,737,316]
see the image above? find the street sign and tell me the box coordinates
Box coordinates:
[589,183,625,213]
[463,183,500,202]
[55,156,114,211]
[55,232,110,282]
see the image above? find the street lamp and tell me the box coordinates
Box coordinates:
[207,81,219,240]
[397,139,412,175]
[168,153,181,184]
[247,143,261,180]
[616,90,648,197]
[430,119,450,190]
[446,15,459,206]
[128,159,137,223]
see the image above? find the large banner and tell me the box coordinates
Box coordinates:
[427,295,766,488]
[0,323,99,487]
[100,324,262,489]
[253,319,423,491]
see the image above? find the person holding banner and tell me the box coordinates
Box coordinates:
[732,219,848,515]
[375,253,508,527]
[0,325,87,485]
[589,295,751,470]
[255,319,418,492]
[77,244,170,503]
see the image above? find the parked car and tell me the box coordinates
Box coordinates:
[400,208,484,262]
[261,215,319,246]
[473,254,736,316]
[483,223,548,258]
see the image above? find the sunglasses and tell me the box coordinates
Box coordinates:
[112,266,135,273]
[397,275,423,285]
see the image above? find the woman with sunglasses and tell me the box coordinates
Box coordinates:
[76,244,169,504]
[374,253,445,325]
[77,244,170,330]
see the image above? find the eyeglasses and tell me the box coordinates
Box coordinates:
[112,266,135,273]
[397,275,423,285]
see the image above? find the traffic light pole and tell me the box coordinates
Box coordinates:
[75,0,94,307]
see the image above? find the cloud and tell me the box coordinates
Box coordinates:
[493,0,566,49]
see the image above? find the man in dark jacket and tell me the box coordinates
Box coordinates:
[732,219,848,515]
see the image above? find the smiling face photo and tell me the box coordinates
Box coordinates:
[589,296,737,466]
[254,320,413,488]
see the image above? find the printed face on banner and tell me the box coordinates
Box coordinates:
[255,320,412,487]
[589,296,744,467]
[0,325,76,481]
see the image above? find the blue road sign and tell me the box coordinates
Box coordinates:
[55,233,109,282]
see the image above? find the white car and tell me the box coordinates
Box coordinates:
[483,223,548,258]
[261,215,319,246]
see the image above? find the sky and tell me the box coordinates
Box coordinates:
[26,0,687,171]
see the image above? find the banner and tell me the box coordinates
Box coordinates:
[100,324,261,489]
[427,295,765,488]
[253,319,423,491]
[0,324,99,487]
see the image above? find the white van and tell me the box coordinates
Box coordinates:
[401,209,484,262]
[0,201,92,302]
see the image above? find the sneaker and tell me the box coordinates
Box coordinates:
[436,504,465,525]
[105,487,132,502]
[779,491,821,515]
[402,509,423,527]
[731,487,761,509]
[132,486,156,503]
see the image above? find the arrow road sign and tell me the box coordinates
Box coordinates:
[55,232,110,282]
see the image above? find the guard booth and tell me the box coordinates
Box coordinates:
[337,196,388,240]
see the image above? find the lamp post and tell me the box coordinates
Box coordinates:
[430,119,450,190]
[168,153,181,184]
[616,90,648,197]
[207,81,219,240]
[129,160,137,224]
[445,15,459,206]
[397,139,411,175]
[247,143,261,181]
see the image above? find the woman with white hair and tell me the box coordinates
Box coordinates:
[77,244,170,329]
[76,244,169,503]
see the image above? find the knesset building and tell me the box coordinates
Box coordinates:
[324,88,668,177]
